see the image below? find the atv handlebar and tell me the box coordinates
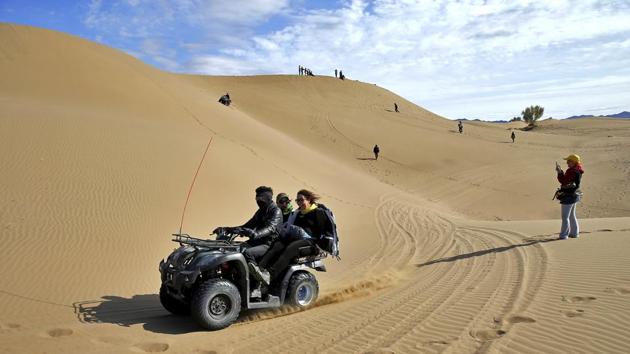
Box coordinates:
[213,228,242,243]
[171,232,242,249]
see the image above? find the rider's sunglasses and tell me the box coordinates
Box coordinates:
[295,198,305,202]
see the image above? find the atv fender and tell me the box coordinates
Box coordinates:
[189,252,249,304]
[278,266,308,304]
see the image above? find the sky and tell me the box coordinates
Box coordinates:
[2,0,630,120]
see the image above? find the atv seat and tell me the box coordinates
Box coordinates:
[297,245,318,257]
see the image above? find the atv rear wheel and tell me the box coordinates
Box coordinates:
[159,284,190,315]
[191,279,241,330]
[286,272,319,308]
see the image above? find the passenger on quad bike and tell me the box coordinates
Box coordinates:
[276,192,293,223]
[250,189,334,284]
[212,186,282,268]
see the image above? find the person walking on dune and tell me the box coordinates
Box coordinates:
[373,144,380,160]
[458,121,463,134]
[554,154,585,239]
[511,131,516,143]
[394,103,399,113]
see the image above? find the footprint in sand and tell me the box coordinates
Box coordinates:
[562,295,596,303]
[506,315,536,324]
[562,309,585,318]
[91,336,132,346]
[0,322,22,333]
[132,342,170,353]
[418,340,449,347]
[470,329,507,342]
[362,349,395,354]
[604,287,630,295]
[46,328,73,337]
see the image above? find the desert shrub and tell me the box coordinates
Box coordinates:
[521,105,544,126]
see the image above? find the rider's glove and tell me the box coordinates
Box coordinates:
[212,227,225,235]
[239,227,257,238]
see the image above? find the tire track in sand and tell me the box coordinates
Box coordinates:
[230,193,548,354]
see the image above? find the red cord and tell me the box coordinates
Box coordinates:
[179,136,213,233]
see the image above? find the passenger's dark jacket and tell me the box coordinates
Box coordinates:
[281,210,292,223]
[240,203,283,246]
[293,206,334,241]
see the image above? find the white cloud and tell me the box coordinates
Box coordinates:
[189,0,290,25]
[193,0,630,119]
[190,56,264,75]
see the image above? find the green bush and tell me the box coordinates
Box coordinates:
[521,105,544,126]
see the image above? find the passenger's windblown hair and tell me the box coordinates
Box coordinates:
[297,189,320,203]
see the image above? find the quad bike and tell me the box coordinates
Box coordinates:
[159,229,327,330]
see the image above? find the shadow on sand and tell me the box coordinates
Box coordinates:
[74,294,204,334]
[416,237,558,268]
[74,293,285,334]
[356,157,376,161]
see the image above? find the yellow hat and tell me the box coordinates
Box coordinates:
[563,154,581,163]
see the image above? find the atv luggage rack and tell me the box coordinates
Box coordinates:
[172,234,241,251]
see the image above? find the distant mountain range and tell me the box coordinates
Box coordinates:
[565,111,630,119]
[458,111,630,122]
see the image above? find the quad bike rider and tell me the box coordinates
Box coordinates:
[214,186,283,275]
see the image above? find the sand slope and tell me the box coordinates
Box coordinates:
[1,24,629,354]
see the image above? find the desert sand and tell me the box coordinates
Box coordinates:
[1,24,629,354]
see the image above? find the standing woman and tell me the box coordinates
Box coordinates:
[555,154,585,239]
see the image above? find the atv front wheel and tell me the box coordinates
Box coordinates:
[286,272,319,308]
[191,279,241,330]
[159,284,190,315]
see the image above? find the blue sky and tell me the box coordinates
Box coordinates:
[2,0,630,120]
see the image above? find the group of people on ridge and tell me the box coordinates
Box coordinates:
[299,66,314,76]
[213,186,335,286]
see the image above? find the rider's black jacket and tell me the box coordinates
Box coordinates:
[240,202,283,246]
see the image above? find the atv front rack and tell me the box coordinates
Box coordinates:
[172,233,241,251]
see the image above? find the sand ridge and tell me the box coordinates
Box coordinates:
[1,23,630,353]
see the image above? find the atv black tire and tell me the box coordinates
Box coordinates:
[159,284,190,315]
[191,279,241,330]
[286,272,319,308]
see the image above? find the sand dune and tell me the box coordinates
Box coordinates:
[1,23,630,353]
